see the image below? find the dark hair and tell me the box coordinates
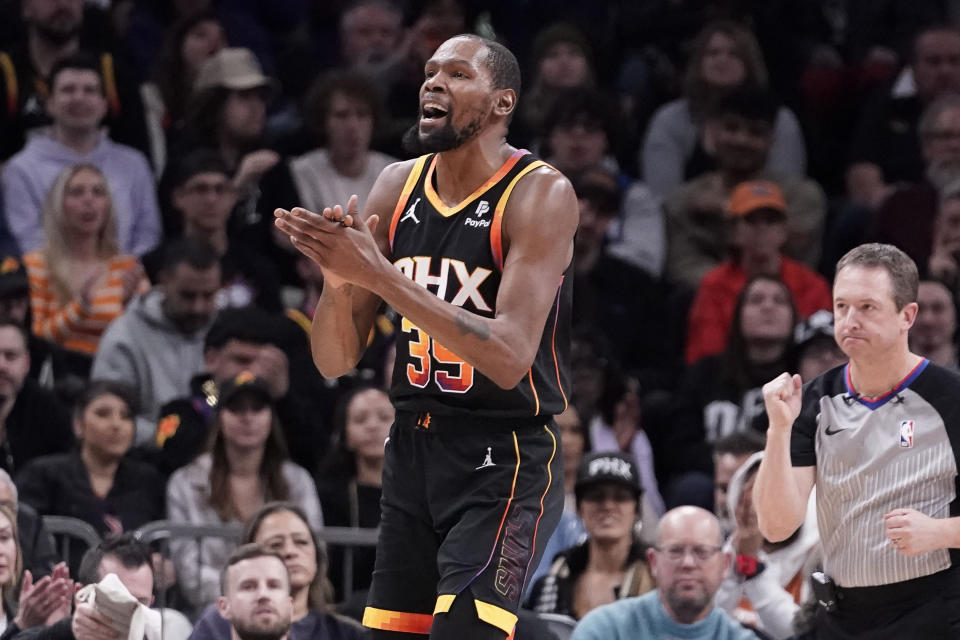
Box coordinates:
[206,401,291,522]
[151,9,224,123]
[713,430,766,457]
[835,243,919,311]
[303,70,384,141]
[48,53,104,95]
[168,149,231,190]
[722,274,797,390]
[571,166,622,217]
[160,236,220,274]
[706,84,779,125]
[220,543,287,595]
[77,534,153,587]
[460,34,522,96]
[73,380,139,422]
[204,305,282,352]
[531,23,591,71]
[316,384,388,480]
[542,88,617,143]
[243,502,330,610]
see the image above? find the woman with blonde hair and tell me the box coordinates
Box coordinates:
[641,20,807,198]
[23,164,149,370]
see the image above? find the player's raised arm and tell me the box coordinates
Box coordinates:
[754,372,816,542]
[275,160,414,378]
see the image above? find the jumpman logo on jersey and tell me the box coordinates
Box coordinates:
[476,447,495,470]
[401,197,421,224]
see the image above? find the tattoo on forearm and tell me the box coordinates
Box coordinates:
[455,310,491,340]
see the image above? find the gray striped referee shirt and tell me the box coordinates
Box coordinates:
[791,359,960,587]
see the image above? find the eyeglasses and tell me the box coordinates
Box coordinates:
[656,545,723,563]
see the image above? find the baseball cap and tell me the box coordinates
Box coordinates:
[727,180,787,218]
[794,309,834,349]
[194,48,277,93]
[217,371,272,408]
[0,256,28,298]
[575,452,643,501]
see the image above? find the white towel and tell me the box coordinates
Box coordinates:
[74,574,162,640]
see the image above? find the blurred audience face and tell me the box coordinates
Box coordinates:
[578,481,637,545]
[739,279,793,343]
[922,106,960,189]
[62,168,110,237]
[345,388,393,464]
[207,340,262,383]
[911,280,956,356]
[556,406,585,483]
[23,0,83,44]
[913,29,960,102]
[218,555,293,640]
[254,510,317,593]
[729,209,787,262]
[700,31,746,88]
[220,392,272,452]
[0,294,30,328]
[173,171,234,234]
[935,196,960,249]
[548,117,608,175]
[182,19,227,77]
[0,327,29,400]
[326,91,374,160]
[797,338,847,381]
[46,69,108,134]
[713,451,752,526]
[711,114,772,175]
[648,507,728,625]
[75,391,135,462]
[161,262,220,334]
[222,88,267,146]
[410,0,465,63]
[539,42,590,89]
[0,508,16,589]
[340,2,403,66]
[575,195,617,263]
[99,555,154,606]
[0,479,16,511]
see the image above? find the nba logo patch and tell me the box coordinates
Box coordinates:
[899,420,915,448]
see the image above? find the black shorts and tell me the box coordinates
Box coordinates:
[362,411,564,637]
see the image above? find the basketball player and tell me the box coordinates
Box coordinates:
[756,244,960,638]
[274,35,578,639]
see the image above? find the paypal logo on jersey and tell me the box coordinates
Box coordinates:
[465,200,491,228]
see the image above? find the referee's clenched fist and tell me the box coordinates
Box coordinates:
[762,372,803,431]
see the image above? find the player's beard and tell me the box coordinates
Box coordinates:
[402,107,485,155]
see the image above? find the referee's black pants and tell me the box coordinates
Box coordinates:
[816,566,960,639]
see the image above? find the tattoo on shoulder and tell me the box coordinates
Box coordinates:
[455,310,491,340]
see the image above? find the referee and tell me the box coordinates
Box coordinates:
[755,243,960,639]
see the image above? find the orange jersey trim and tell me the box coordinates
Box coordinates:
[490,160,549,271]
[424,150,528,218]
[362,607,433,634]
[523,425,558,583]
[527,369,540,415]
[389,155,430,251]
[551,277,568,411]
[474,432,521,580]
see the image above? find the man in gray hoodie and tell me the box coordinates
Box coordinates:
[92,238,221,444]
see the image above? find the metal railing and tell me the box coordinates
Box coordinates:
[41,515,102,563]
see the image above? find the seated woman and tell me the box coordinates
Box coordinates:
[526,452,655,620]
[315,386,391,604]
[15,381,165,555]
[0,503,72,639]
[23,165,149,376]
[166,372,322,611]
[190,502,362,640]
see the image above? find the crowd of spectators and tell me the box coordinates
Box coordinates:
[0,1,955,639]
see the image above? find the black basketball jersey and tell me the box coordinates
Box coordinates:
[386,149,572,418]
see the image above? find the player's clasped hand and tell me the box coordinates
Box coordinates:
[884,508,945,556]
[273,194,383,290]
[761,372,803,432]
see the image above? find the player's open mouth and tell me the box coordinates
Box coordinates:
[421,102,448,123]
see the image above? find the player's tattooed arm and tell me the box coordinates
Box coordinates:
[455,310,491,340]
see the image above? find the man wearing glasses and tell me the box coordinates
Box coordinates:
[571,505,761,639]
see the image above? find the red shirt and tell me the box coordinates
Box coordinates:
[685,257,832,365]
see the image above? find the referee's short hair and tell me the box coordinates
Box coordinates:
[835,243,919,310]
